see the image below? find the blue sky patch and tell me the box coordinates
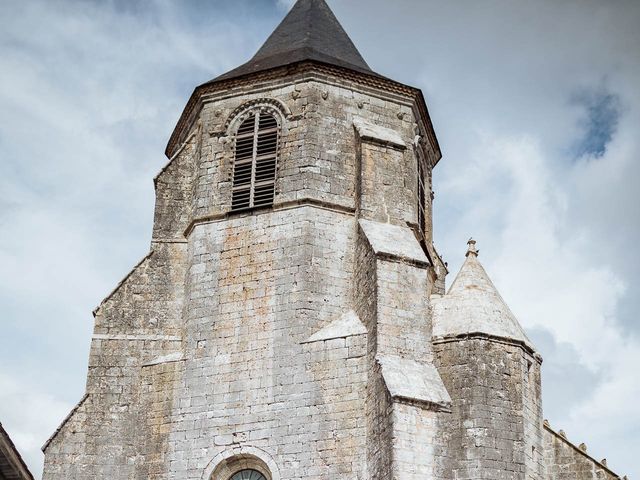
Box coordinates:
[572,87,622,159]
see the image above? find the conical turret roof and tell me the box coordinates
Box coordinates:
[432,240,534,350]
[211,0,377,83]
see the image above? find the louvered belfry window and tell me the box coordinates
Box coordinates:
[231,111,279,211]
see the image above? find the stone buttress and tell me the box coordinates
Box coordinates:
[431,240,545,480]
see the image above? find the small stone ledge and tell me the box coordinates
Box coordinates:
[42,394,89,452]
[378,355,452,412]
[359,219,430,268]
[302,311,367,344]
[544,422,623,478]
[151,238,188,245]
[183,198,356,238]
[353,117,406,149]
[142,352,185,367]
[92,334,182,342]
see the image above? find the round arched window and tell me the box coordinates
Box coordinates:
[230,470,267,480]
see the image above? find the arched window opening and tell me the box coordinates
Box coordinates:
[230,470,267,480]
[232,111,279,211]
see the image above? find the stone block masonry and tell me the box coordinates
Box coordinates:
[41,0,625,478]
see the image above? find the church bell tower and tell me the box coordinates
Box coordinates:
[41,1,557,479]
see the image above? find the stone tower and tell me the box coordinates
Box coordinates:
[432,240,545,479]
[41,1,625,479]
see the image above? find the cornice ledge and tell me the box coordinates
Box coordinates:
[183,198,356,238]
[432,331,540,360]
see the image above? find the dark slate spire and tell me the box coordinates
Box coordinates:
[212,0,376,83]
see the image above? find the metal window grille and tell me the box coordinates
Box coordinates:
[230,470,267,480]
[231,111,279,211]
[417,153,427,238]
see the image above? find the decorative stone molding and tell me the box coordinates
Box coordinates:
[203,446,280,480]
[224,98,291,136]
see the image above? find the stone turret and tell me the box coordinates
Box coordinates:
[432,240,545,479]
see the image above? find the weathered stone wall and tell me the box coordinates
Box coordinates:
[166,207,367,479]
[375,257,431,360]
[433,338,544,480]
[354,212,450,479]
[524,354,545,478]
[354,228,392,479]
[41,61,625,480]
[153,130,198,241]
[43,70,445,480]
[392,403,444,480]
[543,426,620,480]
[42,241,187,479]
[359,142,415,226]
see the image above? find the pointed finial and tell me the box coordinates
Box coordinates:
[466,238,479,258]
[579,443,587,452]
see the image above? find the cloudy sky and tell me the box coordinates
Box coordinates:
[0,0,638,477]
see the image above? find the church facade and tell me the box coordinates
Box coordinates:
[42,1,623,479]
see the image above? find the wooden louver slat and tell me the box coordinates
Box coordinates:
[231,112,278,211]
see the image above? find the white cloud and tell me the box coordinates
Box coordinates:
[0,373,73,479]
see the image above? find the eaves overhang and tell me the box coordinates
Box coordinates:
[0,422,34,480]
